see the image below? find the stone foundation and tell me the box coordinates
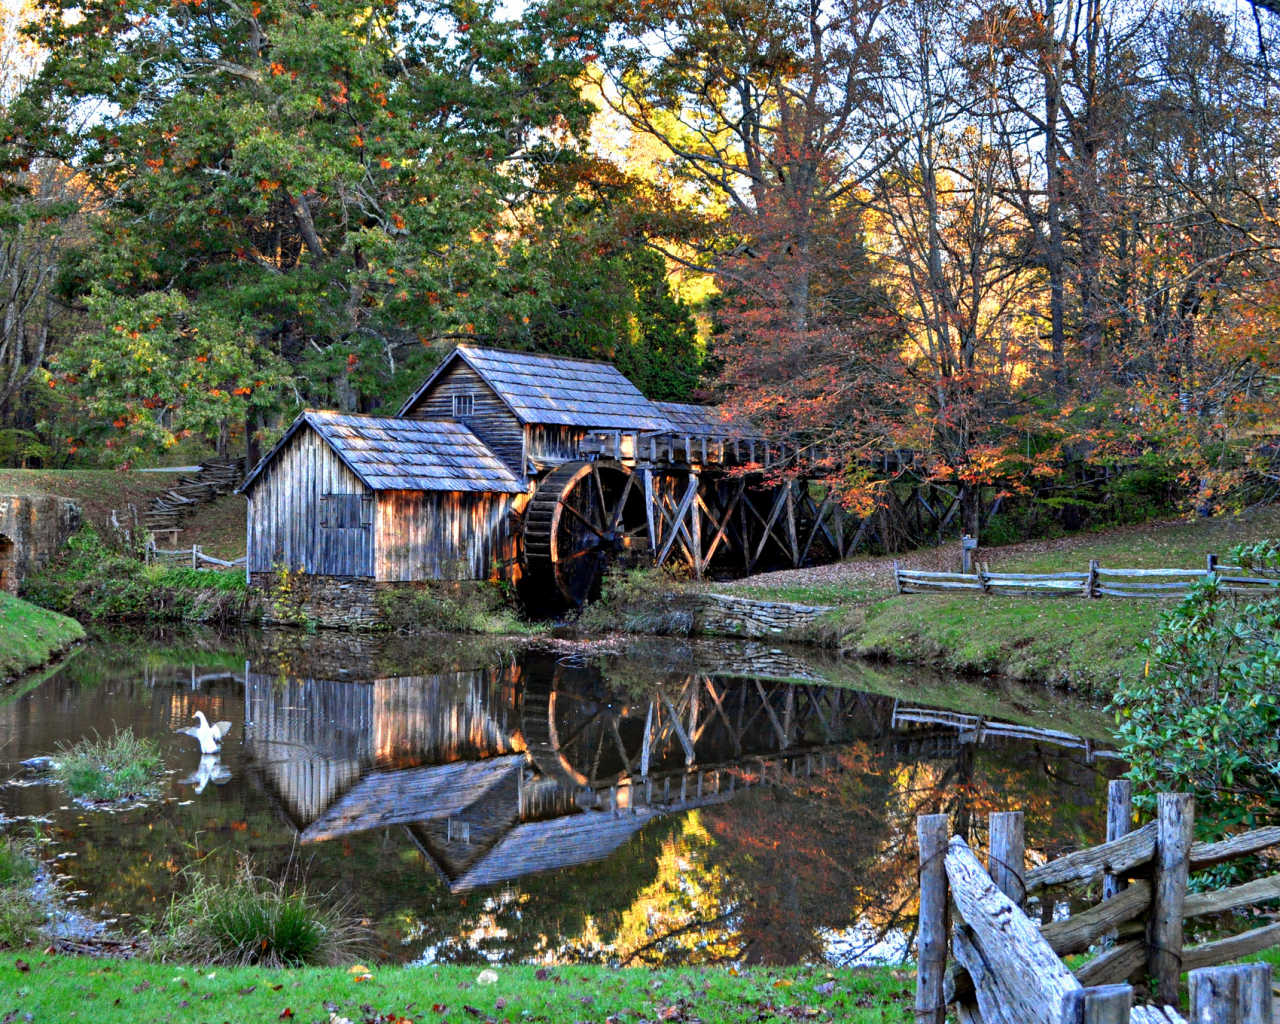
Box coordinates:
[0,494,82,595]
[694,592,835,638]
[248,572,485,630]
[250,571,384,629]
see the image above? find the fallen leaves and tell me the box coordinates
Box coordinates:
[12,961,29,974]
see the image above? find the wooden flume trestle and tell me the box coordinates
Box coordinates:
[539,427,859,594]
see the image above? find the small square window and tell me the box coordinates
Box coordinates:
[453,393,474,418]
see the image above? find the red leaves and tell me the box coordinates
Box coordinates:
[279,1009,295,1019]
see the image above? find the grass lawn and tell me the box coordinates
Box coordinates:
[0,958,914,1023]
[718,507,1280,692]
[0,591,83,680]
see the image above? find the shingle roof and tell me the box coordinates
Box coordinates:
[399,345,674,430]
[653,401,753,437]
[240,411,525,495]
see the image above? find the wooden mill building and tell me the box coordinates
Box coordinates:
[240,344,848,619]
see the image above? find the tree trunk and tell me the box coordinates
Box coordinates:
[245,406,261,468]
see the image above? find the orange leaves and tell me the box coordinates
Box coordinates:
[270,61,286,75]
[258,179,281,192]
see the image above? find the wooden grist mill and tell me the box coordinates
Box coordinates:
[239,345,856,613]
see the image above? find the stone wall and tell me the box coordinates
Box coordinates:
[693,592,834,638]
[250,571,383,628]
[0,494,82,595]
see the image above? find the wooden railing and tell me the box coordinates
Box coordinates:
[895,555,1280,599]
[917,786,1280,1024]
[146,542,246,570]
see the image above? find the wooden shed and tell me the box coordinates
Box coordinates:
[240,410,525,582]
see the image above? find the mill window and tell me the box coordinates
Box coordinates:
[320,493,372,529]
[453,393,475,418]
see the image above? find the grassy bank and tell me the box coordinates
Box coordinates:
[721,508,1280,691]
[22,527,251,624]
[0,470,248,560]
[0,958,913,1022]
[0,591,84,680]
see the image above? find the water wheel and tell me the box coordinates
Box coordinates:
[523,460,648,608]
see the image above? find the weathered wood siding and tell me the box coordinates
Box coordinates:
[526,424,587,464]
[375,490,519,581]
[247,426,374,576]
[402,361,525,474]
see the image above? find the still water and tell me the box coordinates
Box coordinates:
[0,630,1120,967]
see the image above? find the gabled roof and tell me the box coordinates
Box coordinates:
[239,411,524,495]
[398,345,673,431]
[300,756,524,843]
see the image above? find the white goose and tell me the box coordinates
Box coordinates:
[176,711,233,754]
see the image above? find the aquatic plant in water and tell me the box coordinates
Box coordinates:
[53,727,166,804]
[154,860,367,967]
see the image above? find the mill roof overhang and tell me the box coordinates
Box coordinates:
[397,344,675,431]
[237,410,526,495]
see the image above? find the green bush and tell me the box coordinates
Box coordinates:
[1111,555,1280,844]
[577,566,699,635]
[375,578,527,634]
[22,524,248,622]
[53,728,166,804]
[154,861,367,968]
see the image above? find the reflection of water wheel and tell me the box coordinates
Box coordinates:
[520,665,647,787]
[523,460,648,608]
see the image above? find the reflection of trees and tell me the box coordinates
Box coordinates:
[545,737,1113,967]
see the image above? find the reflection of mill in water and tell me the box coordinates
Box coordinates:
[245,656,882,892]
[243,656,1108,893]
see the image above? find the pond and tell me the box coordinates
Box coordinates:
[0,630,1122,967]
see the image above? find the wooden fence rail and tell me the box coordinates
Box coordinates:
[146,542,246,570]
[895,554,1280,599]
[917,786,1280,1024]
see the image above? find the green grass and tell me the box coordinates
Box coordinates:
[155,864,367,968]
[52,728,166,804]
[0,591,84,680]
[0,834,43,950]
[848,594,1160,691]
[727,508,1280,692]
[0,959,914,1023]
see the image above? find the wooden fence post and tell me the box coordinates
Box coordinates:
[1060,984,1133,1024]
[1087,559,1100,598]
[1207,553,1219,574]
[1104,780,1133,901]
[894,559,903,594]
[1148,792,1194,1006]
[1188,963,1273,1024]
[916,814,950,1024]
[988,811,1026,909]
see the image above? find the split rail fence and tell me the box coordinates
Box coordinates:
[896,554,1280,599]
[146,542,246,570]
[917,784,1280,1024]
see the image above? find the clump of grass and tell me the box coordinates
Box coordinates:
[375,577,531,634]
[53,727,166,804]
[0,833,44,948]
[578,566,700,635]
[154,861,367,968]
